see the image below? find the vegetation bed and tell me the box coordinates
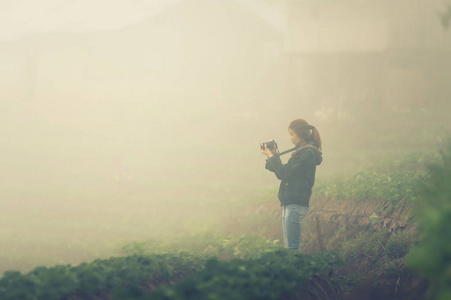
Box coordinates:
[313,152,439,204]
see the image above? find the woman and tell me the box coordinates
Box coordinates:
[260,119,322,251]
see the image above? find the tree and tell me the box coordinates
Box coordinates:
[440,3,451,28]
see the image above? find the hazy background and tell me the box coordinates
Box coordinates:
[1,0,451,274]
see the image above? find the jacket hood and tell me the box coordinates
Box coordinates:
[291,143,323,165]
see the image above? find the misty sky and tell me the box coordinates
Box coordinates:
[0,0,286,41]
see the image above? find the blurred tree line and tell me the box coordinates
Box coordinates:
[440,2,451,28]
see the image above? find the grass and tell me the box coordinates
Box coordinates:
[313,151,440,204]
[335,228,418,295]
[120,233,283,260]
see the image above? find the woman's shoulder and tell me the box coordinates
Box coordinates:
[291,144,323,165]
[292,144,317,157]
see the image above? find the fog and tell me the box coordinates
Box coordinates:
[1,0,451,273]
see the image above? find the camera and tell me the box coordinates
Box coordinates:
[260,140,277,150]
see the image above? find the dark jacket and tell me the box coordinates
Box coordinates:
[265,142,322,207]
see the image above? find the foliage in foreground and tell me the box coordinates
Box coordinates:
[0,234,342,300]
[0,253,205,300]
[407,140,451,300]
[339,227,417,277]
[137,251,343,300]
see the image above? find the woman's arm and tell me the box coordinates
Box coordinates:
[260,144,282,179]
[266,150,314,180]
[265,155,284,180]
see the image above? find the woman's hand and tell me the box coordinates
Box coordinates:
[259,144,276,158]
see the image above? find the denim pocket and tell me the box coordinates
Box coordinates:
[287,205,308,224]
[288,210,301,224]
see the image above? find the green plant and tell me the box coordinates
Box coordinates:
[341,272,362,292]
[340,228,388,268]
[120,233,283,260]
[326,224,347,250]
[144,251,343,300]
[407,139,451,300]
[314,152,438,203]
[385,231,416,260]
[377,257,405,277]
[0,253,206,300]
[0,234,343,300]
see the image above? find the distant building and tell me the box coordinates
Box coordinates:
[284,0,451,115]
[0,0,284,111]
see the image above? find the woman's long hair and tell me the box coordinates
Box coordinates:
[289,119,322,150]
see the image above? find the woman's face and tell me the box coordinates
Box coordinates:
[289,128,303,147]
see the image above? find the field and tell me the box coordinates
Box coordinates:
[1,105,450,299]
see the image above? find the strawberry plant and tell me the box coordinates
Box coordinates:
[0,253,205,300]
[146,250,342,300]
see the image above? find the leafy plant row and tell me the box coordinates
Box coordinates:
[121,233,283,260]
[0,235,282,300]
[0,253,205,300]
[127,250,343,300]
[0,234,343,300]
[314,152,438,203]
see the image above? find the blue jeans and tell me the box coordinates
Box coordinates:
[282,204,309,251]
